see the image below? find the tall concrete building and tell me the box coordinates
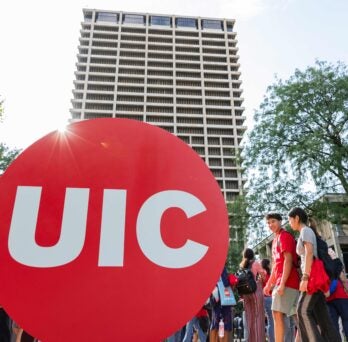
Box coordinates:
[71,9,246,201]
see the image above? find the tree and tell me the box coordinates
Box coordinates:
[0,97,21,173]
[226,195,248,273]
[243,61,348,240]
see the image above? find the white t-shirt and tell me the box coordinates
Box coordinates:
[296,226,317,272]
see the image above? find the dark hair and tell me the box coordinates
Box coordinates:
[308,217,320,237]
[240,248,255,269]
[261,258,271,275]
[265,213,282,221]
[288,207,308,224]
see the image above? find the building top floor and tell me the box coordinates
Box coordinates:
[83,9,235,32]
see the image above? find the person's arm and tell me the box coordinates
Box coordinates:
[263,270,276,296]
[263,258,277,296]
[277,251,292,295]
[339,270,348,294]
[299,241,313,292]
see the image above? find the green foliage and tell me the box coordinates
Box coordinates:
[0,143,20,173]
[0,97,21,173]
[226,195,248,273]
[243,61,348,241]
[0,99,3,121]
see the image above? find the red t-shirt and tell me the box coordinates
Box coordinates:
[261,272,270,288]
[262,273,271,296]
[272,229,300,290]
[327,280,348,301]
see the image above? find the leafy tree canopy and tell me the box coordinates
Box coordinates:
[243,61,348,240]
[0,97,21,173]
[226,195,248,273]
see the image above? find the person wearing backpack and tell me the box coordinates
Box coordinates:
[288,207,340,342]
[308,218,343,289]
[308,218,347,340]
[263,213,300,342]
[209,267,233,342]
[238,248,265,342]
[326,247,348,340]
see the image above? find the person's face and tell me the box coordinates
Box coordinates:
[288,215,300,230]
[266,218,282,234]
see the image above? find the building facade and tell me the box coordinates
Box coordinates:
[71,9,246,201]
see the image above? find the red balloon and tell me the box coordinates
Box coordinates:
[0,118,229,341]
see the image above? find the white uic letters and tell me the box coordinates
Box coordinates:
[136,190,208,268]
[8,186,89,267]
[8,187,209,268]
[98,189,127,266]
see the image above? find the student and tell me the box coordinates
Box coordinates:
[209,267,233,342]
[288,207,340,342]
[260,258,275,342]
[183,307,209,342]
[326,248,348,340]
[263,213,299,342]
[239,248,265,342]
[233,314,243,340]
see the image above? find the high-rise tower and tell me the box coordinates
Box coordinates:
[71,9,246,201]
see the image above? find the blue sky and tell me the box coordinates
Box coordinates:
[0,0,347,149]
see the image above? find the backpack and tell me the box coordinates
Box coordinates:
[235,267,257,295]
[316,236,342,280]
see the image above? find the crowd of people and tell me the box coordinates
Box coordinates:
[166,207,348,342]
[1,207,347,341]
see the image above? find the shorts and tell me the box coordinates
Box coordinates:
[272,286,299,316]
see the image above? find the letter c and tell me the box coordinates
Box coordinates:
[136,190,209,268]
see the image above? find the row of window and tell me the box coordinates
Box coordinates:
[70,112,243,143]
[75,86,241,101]
[85,12,233,32]
[81,38,233,49]
[80,45,236,54]
[79,55,235,64]
[74,91,242,107]
[75,93,241,108]
[82,24,236,40]
[178,136,235,146]
[82,59,234,74]
[82,72,240,81]
[80,80,241,93]
[78,77,241,92]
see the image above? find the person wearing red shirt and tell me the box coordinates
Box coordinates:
[326,248,348,340]
[263,213,300,342]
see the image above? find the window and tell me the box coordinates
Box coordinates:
[192,136,204,144]
[96,12,118,24]
[226,22,233,32]
[150,16,171,27]
[176,17,197,29]
[123,14,145,25]
[202,19,223,30]
[84,13,93,22]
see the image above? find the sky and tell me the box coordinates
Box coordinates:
[0,0,347,150]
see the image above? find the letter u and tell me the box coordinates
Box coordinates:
[8,186,89,267]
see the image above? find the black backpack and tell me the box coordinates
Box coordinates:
[235,267,257,295]
[316,236,342,280]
